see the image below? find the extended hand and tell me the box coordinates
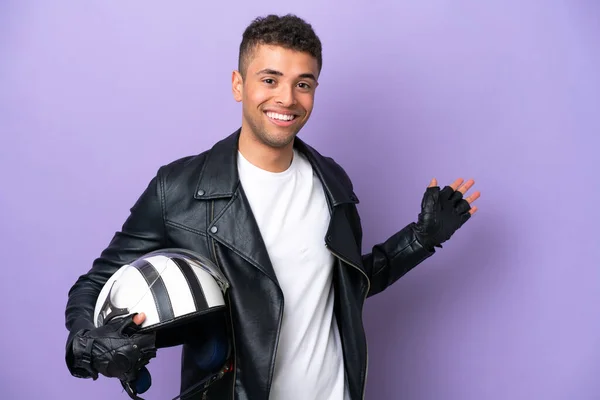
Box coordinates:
[413,178,480,250]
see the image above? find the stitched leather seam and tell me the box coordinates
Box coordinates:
[165,220,207,237]
[206,199,212,261]
[158,168,168,240]
[370,238,417,278]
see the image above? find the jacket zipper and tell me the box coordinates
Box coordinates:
[208,195,366,399]
[326,244,371,400]
[210,200,237,400]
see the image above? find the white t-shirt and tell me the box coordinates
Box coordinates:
[237,149,349,400]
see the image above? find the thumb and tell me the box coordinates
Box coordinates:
[132,312,146,326]
[428,178,437,188]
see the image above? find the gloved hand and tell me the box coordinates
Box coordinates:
[71,313,157,383]
[413,178,479,250]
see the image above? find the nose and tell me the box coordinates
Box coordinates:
[275,85,296,107]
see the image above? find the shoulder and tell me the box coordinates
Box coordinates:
[323,155,353,187]
[154,151,207,183]
[156,130,239,184]
[298,140,355,190]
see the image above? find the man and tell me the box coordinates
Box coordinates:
[64,14,480,400]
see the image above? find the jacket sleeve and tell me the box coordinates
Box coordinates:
[64,169,168,378]
[362,221,436,297]
[345,200,435,297]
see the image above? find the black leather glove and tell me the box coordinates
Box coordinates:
[413,185,472,250]
[70,315,157,383]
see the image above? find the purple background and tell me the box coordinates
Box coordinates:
[1,1,599,399]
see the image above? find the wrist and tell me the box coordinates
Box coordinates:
[69,330,98,379]
[411,223,440,251]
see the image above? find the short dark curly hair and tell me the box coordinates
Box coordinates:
[238,14,323,78]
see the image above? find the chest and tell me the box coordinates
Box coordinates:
[242,168,333,281]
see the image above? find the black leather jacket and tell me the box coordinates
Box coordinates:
[64,129,435,400]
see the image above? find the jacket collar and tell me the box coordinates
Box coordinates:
[194,129,359,207]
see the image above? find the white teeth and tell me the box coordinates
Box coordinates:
[266,112,295,121]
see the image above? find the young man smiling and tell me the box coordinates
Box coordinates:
[233,40,320,173]
[65,14,480,400]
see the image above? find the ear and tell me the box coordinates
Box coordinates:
[232,70,243,102]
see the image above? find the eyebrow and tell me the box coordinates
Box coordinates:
[256,68,317,82]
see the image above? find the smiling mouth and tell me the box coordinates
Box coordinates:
[265,111,297,121]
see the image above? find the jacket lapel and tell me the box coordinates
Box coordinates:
[192,129,366,283]
[209,186,280,284]
[326,209,365,271]
[193,130,278,283]
[290,139,367,274]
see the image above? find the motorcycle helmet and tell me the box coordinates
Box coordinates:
[93,248,232,399]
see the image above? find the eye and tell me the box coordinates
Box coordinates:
[297,82,311,89]
[263,78,275,85]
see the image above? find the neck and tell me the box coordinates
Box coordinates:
[238,128,294,173]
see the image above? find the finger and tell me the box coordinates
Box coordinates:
[449,178,464,191]
[428,178,437,188]
[457,178,475,195]
[465,190,481,204]
[456,199,471,214]
[469,205,478,215]
[132,312,146,325]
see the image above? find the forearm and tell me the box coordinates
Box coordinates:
[64,173,167,376]
[65,230,165,329]
[65,268,110,344]
[363,222,435,297]
[65,246,140,344]
[64,257,119,378]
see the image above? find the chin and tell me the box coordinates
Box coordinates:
[259,130,297,149]
[244,115,302,149]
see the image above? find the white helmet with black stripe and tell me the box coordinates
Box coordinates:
[93,248,232,399]
[94,248,229,334]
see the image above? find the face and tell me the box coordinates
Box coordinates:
[232,44,319,149]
